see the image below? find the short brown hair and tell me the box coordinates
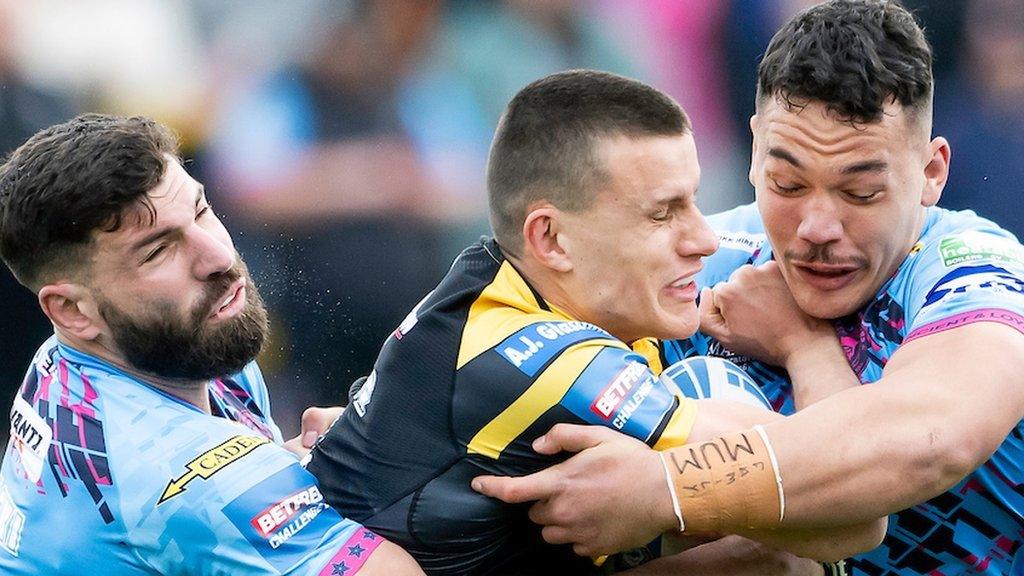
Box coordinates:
[487,70,691,253]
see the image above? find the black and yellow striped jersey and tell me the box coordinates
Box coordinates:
[307,238,697,575]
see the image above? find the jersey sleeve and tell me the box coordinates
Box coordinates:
[904,230,1024,342]
[126,433,382,576]
[548,340,698,451]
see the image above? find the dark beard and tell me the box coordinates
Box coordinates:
[100,263,269,382]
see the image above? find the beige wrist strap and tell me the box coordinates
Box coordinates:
[661,425,785,533]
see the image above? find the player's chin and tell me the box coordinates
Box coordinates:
[653,307,700,340]
[792,287,862,320]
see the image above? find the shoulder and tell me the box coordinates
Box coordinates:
[122,414,366,574]
[487,319,623,377]
[904,208,1024,292]
[900,208,1024,338]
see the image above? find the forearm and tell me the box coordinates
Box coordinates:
[670,324,1024,531]
[765,380,968,526]
[738,518,887,562]
[621,535,824,576]
[784,335,861,411]
[769,325,1024,526]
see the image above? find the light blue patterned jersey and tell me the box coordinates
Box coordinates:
[1,337,381,575]
[665,203,1024,575]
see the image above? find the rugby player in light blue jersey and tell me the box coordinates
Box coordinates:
[474,2,1024,574]
[0,115,421,575]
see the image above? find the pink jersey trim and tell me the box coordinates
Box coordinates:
[905,308,1024,344]
[317,527,384,575]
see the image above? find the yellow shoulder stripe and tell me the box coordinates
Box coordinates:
[457,261,572,369]
[466,339,622,459]
[631,338,664,375]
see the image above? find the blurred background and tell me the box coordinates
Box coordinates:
[0,0,1020,441]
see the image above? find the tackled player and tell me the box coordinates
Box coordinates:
[305,70,885,575]
[475,2,1024,574]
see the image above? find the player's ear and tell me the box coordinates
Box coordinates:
[522,203,573,273]
[921,136,950,208]
[38,283,104,341]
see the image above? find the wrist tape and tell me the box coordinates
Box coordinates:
[659,425,785,533]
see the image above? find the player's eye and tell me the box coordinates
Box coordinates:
[845,189,885,203]
[771,179,803,194]
[143,245,167,263]
[651,209,671,222]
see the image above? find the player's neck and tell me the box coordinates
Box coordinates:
[507,254,597,326]
[55,331,214,413]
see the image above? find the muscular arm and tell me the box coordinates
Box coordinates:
[486,399,885,560]
[621,536,825,576]
[783,336,861,411]
[686,401,886,561]
[768,322,1024,525]
[692,261,1010,527]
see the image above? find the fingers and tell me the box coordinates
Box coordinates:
[532,423,626,455]
[698,286,727,338]
[302,431,318,449]
[471,469,560,504]
[541,525,574,546]
[282,436,311,459]
[299,406,345,448]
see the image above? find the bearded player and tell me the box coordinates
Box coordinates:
[0,114,421,575]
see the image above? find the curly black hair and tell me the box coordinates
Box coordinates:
[757,0,933,124]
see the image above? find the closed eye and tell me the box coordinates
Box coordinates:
[845,189,885,203]
[651,210,671,222]
[771,179,803,194]
[143,245,167,263]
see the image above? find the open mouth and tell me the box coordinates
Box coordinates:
[792,263,860,291]
[665,271,700,300]
[210,280,246,321]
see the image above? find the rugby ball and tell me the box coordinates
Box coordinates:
[660,356,771,410]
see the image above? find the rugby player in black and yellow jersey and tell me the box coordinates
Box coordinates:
[306,71,882,575]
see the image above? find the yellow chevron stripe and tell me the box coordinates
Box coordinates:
[466,340,622,459]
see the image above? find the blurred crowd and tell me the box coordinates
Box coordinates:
[0,0,1020,439]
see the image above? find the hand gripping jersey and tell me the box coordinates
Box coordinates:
[0,337,381,575]
[307,239,698,575]
[665,203,1024,575]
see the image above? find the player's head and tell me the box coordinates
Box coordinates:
[750,0,951,319]
[488,70,717,342]
[0,114,268,381]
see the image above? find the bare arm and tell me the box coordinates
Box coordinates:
[475,401,885,560]
[661,400,885,560]
[782,336,860,411]
[473,322,1024,554]
[621,536,825,576]
[768,321,1024,525]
